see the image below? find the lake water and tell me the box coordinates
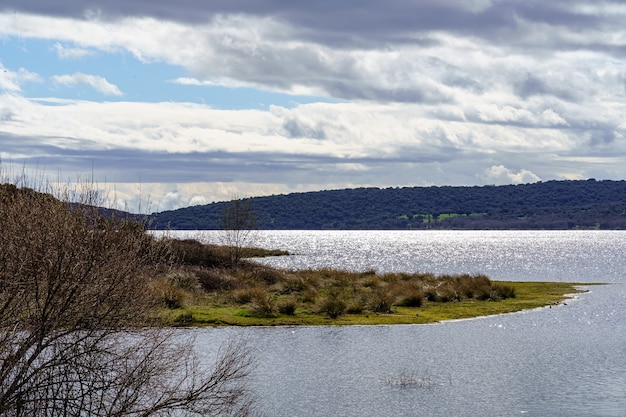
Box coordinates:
[163,230,626,417]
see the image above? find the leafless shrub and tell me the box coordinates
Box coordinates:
[219,196,257,268]
[0,179,257,416]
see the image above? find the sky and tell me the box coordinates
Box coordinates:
[1,1,626,212]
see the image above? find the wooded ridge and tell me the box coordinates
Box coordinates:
[148,179,626,230]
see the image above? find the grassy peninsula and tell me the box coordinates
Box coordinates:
[156,239,588,326]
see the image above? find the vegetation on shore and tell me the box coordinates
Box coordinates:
[156,238,588,327]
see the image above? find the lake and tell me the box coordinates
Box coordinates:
[163,230,626,417]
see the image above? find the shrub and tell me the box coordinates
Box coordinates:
[277,298,298,315]
[279,276,309,294]
[249,288,275,317]
[232,288,256,305]
[423,287,439,302]
[492,283,516,300]
[368,287,395,313]
[318,292,346,318]
[195,267,238,292]
[437,283,461,302]
[0,181,255,416]
[361,276,381,288]
[150,279,188,309]
[166,270,201,292]
[397,290,424,307]
[168,238,228,267]
[300,289,318,304]
[252,266,284,285]
[345,301,364,314]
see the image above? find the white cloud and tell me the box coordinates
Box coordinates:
[0,64,41,92]
[483,165,541,185]
[52,42,94,59]
[51,73,123,96]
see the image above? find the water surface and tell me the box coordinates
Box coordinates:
[163,231,626,416]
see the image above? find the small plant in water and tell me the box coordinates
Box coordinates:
[385,371,436,388]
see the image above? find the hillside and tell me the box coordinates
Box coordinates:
[148,179,626,230]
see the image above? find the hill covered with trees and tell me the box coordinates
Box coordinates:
[149,179,626,230]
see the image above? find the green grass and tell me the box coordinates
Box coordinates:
[163,281,592,327]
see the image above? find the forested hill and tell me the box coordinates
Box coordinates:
[149,180,626,230]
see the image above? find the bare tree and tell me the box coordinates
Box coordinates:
[219,196,257,267]
[0,180,257,416]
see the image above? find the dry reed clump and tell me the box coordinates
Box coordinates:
[345,300,365,314]
[367,286,395,313]
[278,275,310,294]
[150,278,189,309]
[194,267,240,292]
[250,266,285,285]
[276,298,298,315]
[396,286,425,307]
[248,287,275,317]
[166,238,228,268]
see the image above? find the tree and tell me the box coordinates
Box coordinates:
[219,196,257,267]
[0,181,256,416]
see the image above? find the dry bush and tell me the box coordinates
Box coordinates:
[367,287,395,313]
[345,300,365,314]
[361,275,381,288]
[423,286,440,302]
[0,180,256,416]
[278,275,310,294]
[231,287,259,305]
[317,290,346,318]
[396,288,424,307]
[167,238,230,268]
[248,287,275,317]
[436,282,461,302]
[194,267,239,292]
[151,279,189,309]
[251,266,284,285]
[299,289,318,304]
[276,298,298,315]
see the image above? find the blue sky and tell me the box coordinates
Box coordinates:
[4,37,331,108]
[1,1,626,212]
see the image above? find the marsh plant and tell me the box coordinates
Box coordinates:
[385,371,437,388]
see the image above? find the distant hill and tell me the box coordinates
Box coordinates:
[148,180,626,230]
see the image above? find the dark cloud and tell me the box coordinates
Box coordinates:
[515,74,578,102]
[282,119,326,140]
[589,129,616,146]
[2,0,620,48]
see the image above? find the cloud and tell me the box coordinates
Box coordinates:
[52,42,94,59]
[483,165,542,185]
[2,2,626,210]
[51,73,123,96]
[171,77,216,87]
[0,64,41,92]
